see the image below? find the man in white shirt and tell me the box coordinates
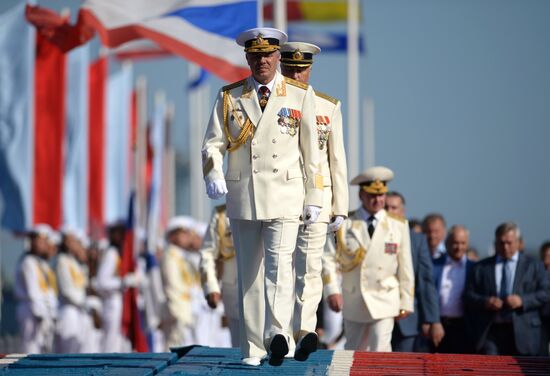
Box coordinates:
[432,225,475,353]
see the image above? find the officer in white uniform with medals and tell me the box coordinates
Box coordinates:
[279,42,349,360]
[199,204,240,347]
[323,167,415,351]
[202,27,324,365]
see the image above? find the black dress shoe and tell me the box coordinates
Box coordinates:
[268,334,289,365]
[294,332,318,361]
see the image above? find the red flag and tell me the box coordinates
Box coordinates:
[88,57,107,237]
[33,33,66,227]
[25,5,94,53]
[120,195,149,352]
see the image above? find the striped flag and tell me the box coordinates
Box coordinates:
[110,40,171,61]
[32,33,67,228]
[80,0,258,82]
[0,3,35,231]
[104,61,133,225]
[88,57,108,237]
[63,44,90,230]
[264,0,350,22]
[288,27,365,53]
[120,192,149,352]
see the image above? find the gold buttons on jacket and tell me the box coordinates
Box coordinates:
[273,169,278,173]
[252,155,259,160]
[272,138,277,143]
[272,154,278,158]
[253,169,259,174]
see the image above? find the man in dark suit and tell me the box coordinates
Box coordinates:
[465,222,550,356]
[422,213,447,260]
[432,225,475,353]
[387,192,443,352]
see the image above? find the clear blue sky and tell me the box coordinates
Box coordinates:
[1,0,550,283]
[355,0,550,254]
[301,0,550,255]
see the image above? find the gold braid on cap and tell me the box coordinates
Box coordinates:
[216,208,235,260]
[361,179,387,194]
[223,90,254,152]
[252,36,269,47]
[335,226,365,272]
[245,35,280,52]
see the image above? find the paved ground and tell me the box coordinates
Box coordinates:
[1,346,550,375]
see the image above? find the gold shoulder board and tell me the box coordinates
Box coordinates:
[387,212,407,223]
[315,90,338,105]
[284,76,309,90]
[222,79,246,92]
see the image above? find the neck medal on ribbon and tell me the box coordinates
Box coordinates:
[316,115,331,150]
[278,108,301,136]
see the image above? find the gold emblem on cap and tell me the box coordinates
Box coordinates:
[293,49,303,60]
[361,179,387,194]
[251,34,269,47]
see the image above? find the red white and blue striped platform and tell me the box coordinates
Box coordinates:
[1,347,550,375]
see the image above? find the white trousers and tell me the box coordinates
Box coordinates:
[293,222,327,341]
[163,319,195,350]
[17,304,52,354]
[231,218,300,358]
[222,285,240,347]
[55,305,84,353]
[343,318,394,352]
[101,295,124,352]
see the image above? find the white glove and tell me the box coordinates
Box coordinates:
[122,273,141,288]
[206,179,228,200]
[328,215,345,232]
[303,205,322,226]
[84,295,103,313]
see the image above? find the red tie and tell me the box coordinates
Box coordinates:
[258,86,270,111]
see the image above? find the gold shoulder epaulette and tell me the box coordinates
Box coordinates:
[284,76,309,90]
[315,90,338,105]
[223,79,246,92]
[215,204,227,213]
[387,212,407,223]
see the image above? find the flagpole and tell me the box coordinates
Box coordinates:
[188,64,210,222]
[135,75,147,255]
[273,0,286,32]
[147,90,166,254]
[164,102,176,224]
[363,97,375,169]
[257,0,264,27]
[347,0,360,208]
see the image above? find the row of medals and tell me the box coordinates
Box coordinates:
[277,108,300,136]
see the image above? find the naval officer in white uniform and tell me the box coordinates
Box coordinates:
[279,41,349,360]
[202,27,324,365]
